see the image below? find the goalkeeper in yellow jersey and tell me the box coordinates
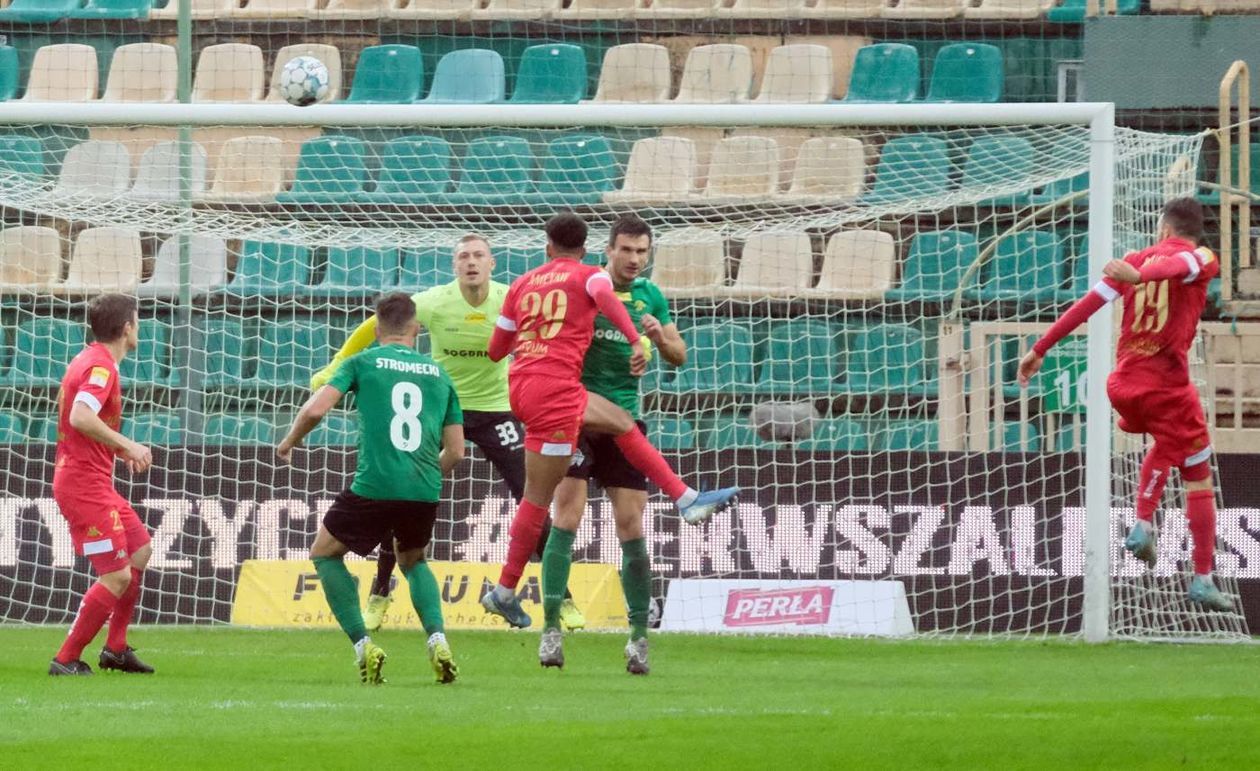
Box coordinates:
[310,234,584,633]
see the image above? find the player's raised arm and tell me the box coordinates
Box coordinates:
[311,315,377,390]
[1017,268,1131,387]
[587,271,651,373]
[277,384,344,463]
[642,313,686,367]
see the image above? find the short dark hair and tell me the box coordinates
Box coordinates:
[376,291,417,335]
[1162,197,1205,243]
[88,293,137,343]
[545,211,587,252]
[608,214,652,246]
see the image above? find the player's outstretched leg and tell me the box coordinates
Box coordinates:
[481,499,545,628]
[313,554,386,684]
[51,567,128,676]
[1124,448,1169,568]
[620,538,652,675]
[364,540,396,633]
[402,558,458,684]
[1185,484,1233,612]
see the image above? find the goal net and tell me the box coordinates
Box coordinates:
[0,104,1245,640]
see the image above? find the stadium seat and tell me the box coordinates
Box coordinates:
[448,136,534,206]
[199,135,285,203]
[305,412,358,446]
[255,320,331,387]
[660,322,755,393]
[995,421,1041,452]
[28,414,59,443]
[649,228,725,295]
[0,0,81,24]
[718,0,805,15]
[1047,0,1137,21]
[862,135,953,204]
[1198,144,1260,206]
[885,230,978,303]
[663,126,722,187]
[703,136,779,202]
[389,0,476,17]
[732,230,813,294]
[499,246,546,280]
[802,0,883,16]
[926,43,1004,103]
[56,227,143,294]
[1029,171,1087,207]
[840,324,930,394]
[232,0,317,18]
[522,134,619,207]
[70,0,152,18]
[753,45,833,103]
[644,415,696,450]
[202,414,275,445]
[23,44,98,102]
[875,419,939,450]
[131,140,208,201]
[635,0,718,16]
[192,44,265,103]
[140,234,228,297]
[883,0,962,16]
[399,246,457,287]
[509,44,587,104]
[310,0,393,17]
[961,136,1035,206]
[0,226,61,291]
[674,45,753,103]
[0,135,43,177]
[422,49,505,104]
[963,0,1045,17]
[275,136,368,205]
[970,230,1065,304]
[267,44,341,104]
[798,418,870,451]
[781,136,865,202]
[816,229,896,299]
[149,0,233,18]
[589,44,670,102]
[345,45,423,103]
[315,247,399,294]
[0,47,17,102]
[120,321,173,387]
[756,319,842,394]
[225,240,313,295]
[103,43,176,103]
[127,413,183,445]
[54,141,132,198]
[0,318,84,386]
[844,44,919,103]
[359,135,453,204]
[0,412,25,443]
[604,137,696,204]
[473,0,560,17]
[201,319,249,387]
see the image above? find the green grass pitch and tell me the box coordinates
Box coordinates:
[2,626,1259,769]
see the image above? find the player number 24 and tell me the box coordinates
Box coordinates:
[517,290,568,341]
[1131,279,1170,334]
[390,381,424,452]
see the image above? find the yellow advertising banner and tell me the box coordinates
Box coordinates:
[230,559,627,631]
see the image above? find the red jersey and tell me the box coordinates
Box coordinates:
[53,342,123,495]
[499,258,611,383]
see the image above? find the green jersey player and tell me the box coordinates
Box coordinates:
[278,292,466,685]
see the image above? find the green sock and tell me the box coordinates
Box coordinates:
[404,560,444,637]
[313,556,367,643]
[620,538,651,641]
[541,527,576,631]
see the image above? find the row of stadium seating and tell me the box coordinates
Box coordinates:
[0,41,1003,104]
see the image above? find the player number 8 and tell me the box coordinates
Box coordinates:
[390,381,424,452]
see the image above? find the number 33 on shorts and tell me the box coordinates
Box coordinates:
[494,420,520,447]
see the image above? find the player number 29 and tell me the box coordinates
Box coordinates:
[390,381,424,452]
[517,289,568,342]
[1131,279,1170,334]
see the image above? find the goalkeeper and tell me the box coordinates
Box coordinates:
[310,234,584,633]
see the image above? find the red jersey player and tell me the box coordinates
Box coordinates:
[48,293,156,675]
[1019,197,1232,612]
[479,213,738,662]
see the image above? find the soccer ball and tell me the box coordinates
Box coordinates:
[279,56,330,107]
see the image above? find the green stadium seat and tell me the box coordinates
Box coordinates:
[645,414,695,450]
[202,414,275,445]
[0,412,25,442]
[399,246,456,288]
[862,135,952,205]
[127,412,182,445]
[995,421,1040,452]
[0,47,19,101]
[970,230,1065,304]
[501,246,544,280]
[844,44,919,104]
[225,241,313,295]
[702,414,779,450]
[875,419,939,451]
[0,317,84,386]
[1198,144,1260,206]
[315,247,398,294]
[0,135,44,176]
[0,0,80,23]
[521,134,619,207]
[70,0,152,18]
[961,136,1034,206]
[1029,171,1087,207]
[422,49,505,104]
[254,320,331,387]
[755,319,842,395]
[201,319,249,387]
[119,321,174,387]
[275,136,368,205]
[885,230,979,303]
[509,44,588,104]
[359,135,453,204]
[926,43,1003,104]
[305,412,358,445]
[1047,0,1136,22]
[347,45,424,103]
[29,414,58,443]
[660,322,755,393]
[798,418,869,451]
[448,136,534,206]
[840,324,931,395]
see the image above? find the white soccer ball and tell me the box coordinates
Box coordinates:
[279,56,330,107]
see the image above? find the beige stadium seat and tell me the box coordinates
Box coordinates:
[389,0,477,19]
[702,136,780,201]
[266,44,342,103]
[199,135,285,203]
[103,43,176,103]
[231,0,316,17]
[57,228,143,294]
[674,44,753,103]
[131,141,208,201]
[472,0,560,17]
[590,44,670,102]
[193,44,265,103]
[89,127,178,173]
[882,0,962,17]
[635,0,718,15]
[310,0,396,16]
[731,231,813,294]
[0,226,61,291]
[557,0,640,18]
[23,44,98,102]
[782,136,866,201]
[604,137,697,204]
[963,0,1046,17]
[732,127,811,189]
[803,0,884,15]
[651,228,725,296]
[139,234,229,297]
[754,45,833,103]
[192,126,312,188]
[718,0,805,16]
[662,126,723,187]
[150,0,237,18]
[814,229,895,298]
[54,141,132,198]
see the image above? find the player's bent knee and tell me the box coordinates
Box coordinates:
[1183,463,1213,490]
[130,543,152,571]
[100,567,131,597]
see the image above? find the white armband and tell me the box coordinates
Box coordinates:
[1176,251,1200,285]
[495,315,517,332]
[73,391,103,415]
[1092,281,1120,304]
[585,271,612,298]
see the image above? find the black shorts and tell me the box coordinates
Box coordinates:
[323,490,439,557]
[566,420,648,492]
[463,410,526,502]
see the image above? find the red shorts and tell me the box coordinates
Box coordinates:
[55,488,150,574]
[508,375,588,456]
[1107,373,1212,473]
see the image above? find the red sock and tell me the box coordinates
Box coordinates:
[56,583,119,664]
[613,427,688,501]
[1186,489,1217,575]
[1136,450,1171,523]
[106,568,142,652]
[498,499,549,590]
